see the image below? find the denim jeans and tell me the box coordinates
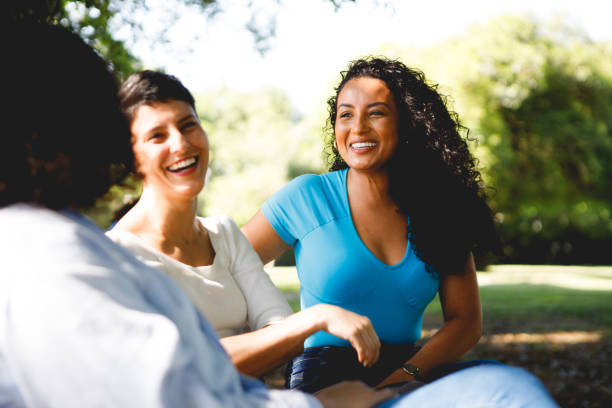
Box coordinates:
[286,345,558,407]
[285,343,420,393]
[377,363,559,407]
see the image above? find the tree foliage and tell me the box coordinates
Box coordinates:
[8,0,365,75]
[196,88,325,225]
[381,15,612,264]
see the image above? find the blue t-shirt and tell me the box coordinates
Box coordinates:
[262,169,439,348]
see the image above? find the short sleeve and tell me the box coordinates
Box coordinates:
[214,215,293,331]
[261,174,332,246]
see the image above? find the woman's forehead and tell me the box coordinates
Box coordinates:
[337,77,394,107]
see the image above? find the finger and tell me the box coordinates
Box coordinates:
[353,338,366,365]
[362,328,380,366]
[358,333,378,367]
[350,332,371,365]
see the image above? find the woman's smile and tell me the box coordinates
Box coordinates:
[167,155,199,173]
[349,141,378,152]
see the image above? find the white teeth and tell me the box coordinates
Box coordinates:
[351,142,377,148]
[168,157,196,171]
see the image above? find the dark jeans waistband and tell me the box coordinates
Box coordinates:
[285,342,419,393]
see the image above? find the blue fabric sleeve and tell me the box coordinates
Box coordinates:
[261,174,328,246]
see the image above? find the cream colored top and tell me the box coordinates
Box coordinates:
[106,214,292,338]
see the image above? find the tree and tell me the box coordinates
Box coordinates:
[196,87,325,226]
[381,15,612,264]
[8,0,366,77]
[7,0,371,227]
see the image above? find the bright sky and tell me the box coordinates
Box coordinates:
[126,0,611,114]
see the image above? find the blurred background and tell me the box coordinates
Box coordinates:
[10,1,611,406]
[54,0,612,268]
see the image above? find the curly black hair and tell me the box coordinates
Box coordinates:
[1,23,133,210]
[325,57,498,275]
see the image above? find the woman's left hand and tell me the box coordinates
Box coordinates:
[308,304,381,367]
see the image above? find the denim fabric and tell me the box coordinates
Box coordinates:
[285,343,419,393]
[286,343,507,395]
[377,364,559,407]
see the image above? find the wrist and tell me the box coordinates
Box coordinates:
[304,304,326,333]
[401,363,423,381]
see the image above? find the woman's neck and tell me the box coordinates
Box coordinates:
[346,168,394,207]
[120,186,200,246]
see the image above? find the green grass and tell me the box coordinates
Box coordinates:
[423,285,612,328]
[267,265,612,407]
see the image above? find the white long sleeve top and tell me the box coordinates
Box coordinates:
[106,215,292,337]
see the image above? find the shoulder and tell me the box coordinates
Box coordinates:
[1,204,97,256]
[198,214,246,252]
[104,227,168,269]
[105,227,151,255]
[279,173,323,195]
[198,214,238,236]
[105,226,127,243]
[261,171,347,242]
[267,170,344,205]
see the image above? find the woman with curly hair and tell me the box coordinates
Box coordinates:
[243,57,501,392]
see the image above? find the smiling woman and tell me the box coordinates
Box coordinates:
[107,70,384,378]
[242,57,506,392]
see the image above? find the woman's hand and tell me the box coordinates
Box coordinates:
[308,304,381,367]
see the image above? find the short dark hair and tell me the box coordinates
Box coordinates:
[118,70,196,124]
[1,23,133,210]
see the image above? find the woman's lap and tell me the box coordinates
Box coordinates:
[287,346,557,407]
[285,343,418,393]
[377,363,559,407]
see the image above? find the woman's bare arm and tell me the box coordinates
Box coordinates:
[239,210,381,377]
[220,304,381,377]
[377,253,482,386]
[242,209,291,265]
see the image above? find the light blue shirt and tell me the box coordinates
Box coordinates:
[262,170,439,348]
[0,204,320,408]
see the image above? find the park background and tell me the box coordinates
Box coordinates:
[14,1,611,406]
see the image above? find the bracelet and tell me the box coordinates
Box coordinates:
[401,363,423,380]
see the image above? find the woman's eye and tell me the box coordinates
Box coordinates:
[339,111,352,119]
[181,121,197,131]
[370,110,384,116]
[149,133,164,141]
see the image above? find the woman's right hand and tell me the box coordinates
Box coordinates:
[308,304,381,367]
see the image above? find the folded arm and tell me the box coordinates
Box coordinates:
[221,303,381,377]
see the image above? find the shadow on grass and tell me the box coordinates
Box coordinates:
[421,284,612,408]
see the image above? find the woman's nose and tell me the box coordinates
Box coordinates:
[351,113,369,134]
[169,128,189,152]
